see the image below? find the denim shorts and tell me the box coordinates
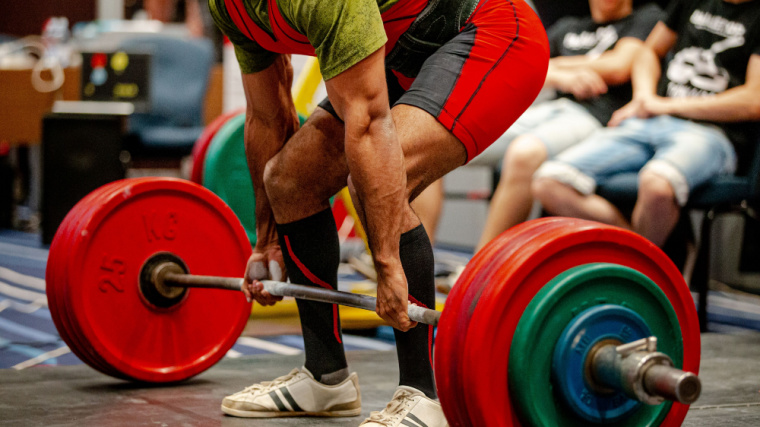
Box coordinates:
[534,116,738,206]
[468,98,602,167]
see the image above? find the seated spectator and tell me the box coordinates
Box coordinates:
[533,0,760,248]
[413,0,664,251]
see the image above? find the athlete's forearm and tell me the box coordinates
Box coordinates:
[241,56,299,247]
[244,114,297,246]
[343,105,406,276]
[323,47,407,282]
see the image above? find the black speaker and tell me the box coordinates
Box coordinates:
[0,144,12,229]
[42,113,127,244]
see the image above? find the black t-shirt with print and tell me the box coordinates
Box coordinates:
[548,3,665,125]
[659,0,760,171]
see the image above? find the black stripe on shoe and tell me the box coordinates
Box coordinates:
[268,391,288,412]
[401,419,420,427]
[407,413,429,427]
[279,386,304,412]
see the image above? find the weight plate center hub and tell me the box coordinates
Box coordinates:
[139,252,189,309]
[552,304,652,423]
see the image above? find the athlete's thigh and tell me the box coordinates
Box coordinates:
[397,0,549,164]
[393,104,468,202]
[268,107,348,210]
[395,0,549,197]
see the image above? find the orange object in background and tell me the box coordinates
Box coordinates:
[0,67,81,146]
[0,64,224,145]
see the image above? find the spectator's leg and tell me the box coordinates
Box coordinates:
[410,179,444,244]
[532,177,631,228]
[632,170,680,247]
[476,135,548,251]
[532,119,652,227]
[476,99,601,251]
[630,116,738,247]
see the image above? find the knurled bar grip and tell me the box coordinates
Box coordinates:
[162,273,441,326]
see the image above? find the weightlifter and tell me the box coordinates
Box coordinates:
[208,0,549,424]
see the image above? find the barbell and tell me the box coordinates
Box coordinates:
[46,177,702,426]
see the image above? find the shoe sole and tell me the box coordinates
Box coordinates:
[221,405,362,418]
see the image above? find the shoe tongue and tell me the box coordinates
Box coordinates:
[395,386,424,397]
[299,366,315,379]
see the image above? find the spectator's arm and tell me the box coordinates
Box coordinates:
[608,22,678,126]
[544,61,608,100]
[649,54,760,123]
[549,37,647,86]
[631,22,677,100]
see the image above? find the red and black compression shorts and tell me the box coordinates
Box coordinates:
[319,0,549,162]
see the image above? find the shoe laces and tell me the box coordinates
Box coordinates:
[242,368,300,394]
[362,388,418,426]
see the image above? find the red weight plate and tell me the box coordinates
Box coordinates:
[49,179,155,377]
[66,178,252,382]
[47,194,97,369]
[190,109,244,184]
[457,218,697,427]
[48,181,127,376]
[61,179,159,377]
[61,178,247,381]
[435,219,562,427]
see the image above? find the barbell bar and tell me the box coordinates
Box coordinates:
[149,260,441,326]
[46,177,702,426]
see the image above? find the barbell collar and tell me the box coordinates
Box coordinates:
[590,337,701,405]
[161,270,441,326]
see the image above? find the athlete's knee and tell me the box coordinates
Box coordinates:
[263,155,294,208]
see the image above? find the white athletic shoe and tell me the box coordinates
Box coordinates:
[221,367,362,418]
[360,386,449,426]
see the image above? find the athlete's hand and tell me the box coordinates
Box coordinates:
[243,243,286,306]
[555,68,608,100]
[375,261,417,332]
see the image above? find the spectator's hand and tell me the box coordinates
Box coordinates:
[641,96,672,117]
[609,95,670,127]
[375,261,417,332]
[242,244,286,306]
[555,68,608,100]
[609,99,643,127]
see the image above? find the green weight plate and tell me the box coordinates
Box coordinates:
[202,113,256,246]
[509,263,682,427]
